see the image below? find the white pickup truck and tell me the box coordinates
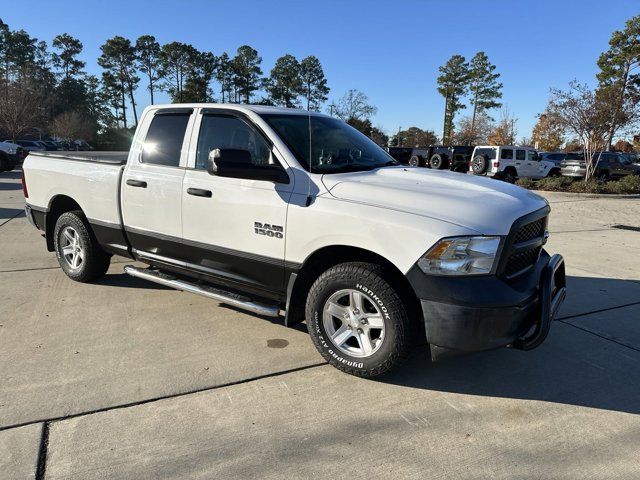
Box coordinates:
[22,104,566,377]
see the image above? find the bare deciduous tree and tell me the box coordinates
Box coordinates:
[0,77,44,141]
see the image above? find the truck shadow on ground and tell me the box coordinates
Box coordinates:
[381,275,640,415]
[0,207,24,221]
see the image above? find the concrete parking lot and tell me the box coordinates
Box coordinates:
[1,169,639,479]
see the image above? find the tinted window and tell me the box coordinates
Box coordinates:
[474,148,496,159]
[516,150,526,160]
[501,148,513,160]
[196,115,271,169]
[142,113,190,167]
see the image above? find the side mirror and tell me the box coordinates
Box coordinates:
[206,148,289,184]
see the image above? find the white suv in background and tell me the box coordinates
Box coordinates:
[469,146,559,182]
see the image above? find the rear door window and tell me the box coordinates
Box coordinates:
[142,113,191,167]
[516,150,526,160]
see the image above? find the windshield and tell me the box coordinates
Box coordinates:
[261,113,397,174]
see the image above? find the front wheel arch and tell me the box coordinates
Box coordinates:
[285,245,420,329]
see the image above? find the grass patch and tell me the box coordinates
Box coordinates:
[516,175,640,194]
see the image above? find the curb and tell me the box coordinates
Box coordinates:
[532,190,640,199]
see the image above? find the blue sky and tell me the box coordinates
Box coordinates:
[1,0,638,138]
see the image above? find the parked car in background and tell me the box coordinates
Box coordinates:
[9,139,47,152]
[469,146,559,182]
[39,140,60,151]
[387,145,474,172]
[73,139,94,151]
[622,152,640,166]
[427,145,474,172]
[386,147,430,166]
[0,141,26,172]
[560,152,640,180]
[538,151,566,166]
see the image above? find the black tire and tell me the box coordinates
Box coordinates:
[471,155,488,174]
[53,210,111,282]
[0,155,8,173]
[429,154,446,170]
[548,168,561,177]
[502,169,517,183]
[408,155,421,167]
[305,262,413,378]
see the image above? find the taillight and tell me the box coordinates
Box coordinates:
[21,170,28,198]
[493,161,500,168]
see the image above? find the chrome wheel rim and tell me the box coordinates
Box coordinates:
[60,226,84,270]
[322,288,386,358]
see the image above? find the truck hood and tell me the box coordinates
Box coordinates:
[321,167,548,235]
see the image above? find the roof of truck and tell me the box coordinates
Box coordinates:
[147,103,330,117]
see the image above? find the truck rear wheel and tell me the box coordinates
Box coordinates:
[305,262,412,377]
[408,155,421,167]
[54,211,111,282]
[429,154,446,169]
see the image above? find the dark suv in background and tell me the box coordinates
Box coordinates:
[387,145,474,172]
[560,152,640,180]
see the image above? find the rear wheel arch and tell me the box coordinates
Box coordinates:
[285,245,421,328]
[45,195,85,251]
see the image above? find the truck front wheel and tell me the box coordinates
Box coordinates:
[54,211,111,282]
[305,262,412,377]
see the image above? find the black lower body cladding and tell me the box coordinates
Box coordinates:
[407,250,565,361]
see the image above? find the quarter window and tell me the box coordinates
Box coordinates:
[142,113,190,167]
[501,148,514,160]
[196,115,272,169]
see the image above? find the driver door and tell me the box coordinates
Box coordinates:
[181,110,294,299]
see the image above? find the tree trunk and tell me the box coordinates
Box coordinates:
[128,82,138,125]
[470,88,479,141]
[121,89,127,129]
[606,62,631,150]
[149,69,155,105]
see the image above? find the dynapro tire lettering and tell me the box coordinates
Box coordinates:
[254,222,284,239]
[356,284,391,320]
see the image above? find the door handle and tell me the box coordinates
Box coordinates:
[187,188,212,198]
[126,179,147,188]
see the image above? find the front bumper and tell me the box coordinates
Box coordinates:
[407,250,566,361]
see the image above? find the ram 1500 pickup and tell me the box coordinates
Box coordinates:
[22,104,566,377]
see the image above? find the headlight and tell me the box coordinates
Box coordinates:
[417,236,501,276]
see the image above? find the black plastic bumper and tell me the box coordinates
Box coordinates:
[407,250,566,361]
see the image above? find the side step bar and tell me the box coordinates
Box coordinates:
[124,265,280,317]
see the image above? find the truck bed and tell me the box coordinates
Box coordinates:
[27,151,128,165]
[23,150,126,229]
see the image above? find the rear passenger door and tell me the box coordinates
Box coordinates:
[122,108,195,264]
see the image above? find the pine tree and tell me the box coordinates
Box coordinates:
[597,14,640,149]
[437,55,469,145]
[99,36,140,126]
[300,56,329,111]
[468,52,502,138]
[267,54,302,107]
[232,45,262,103]
[135,35,162,105]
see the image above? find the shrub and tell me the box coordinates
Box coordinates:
[520,175,640,194]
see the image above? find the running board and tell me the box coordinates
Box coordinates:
[123,265,280,317]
